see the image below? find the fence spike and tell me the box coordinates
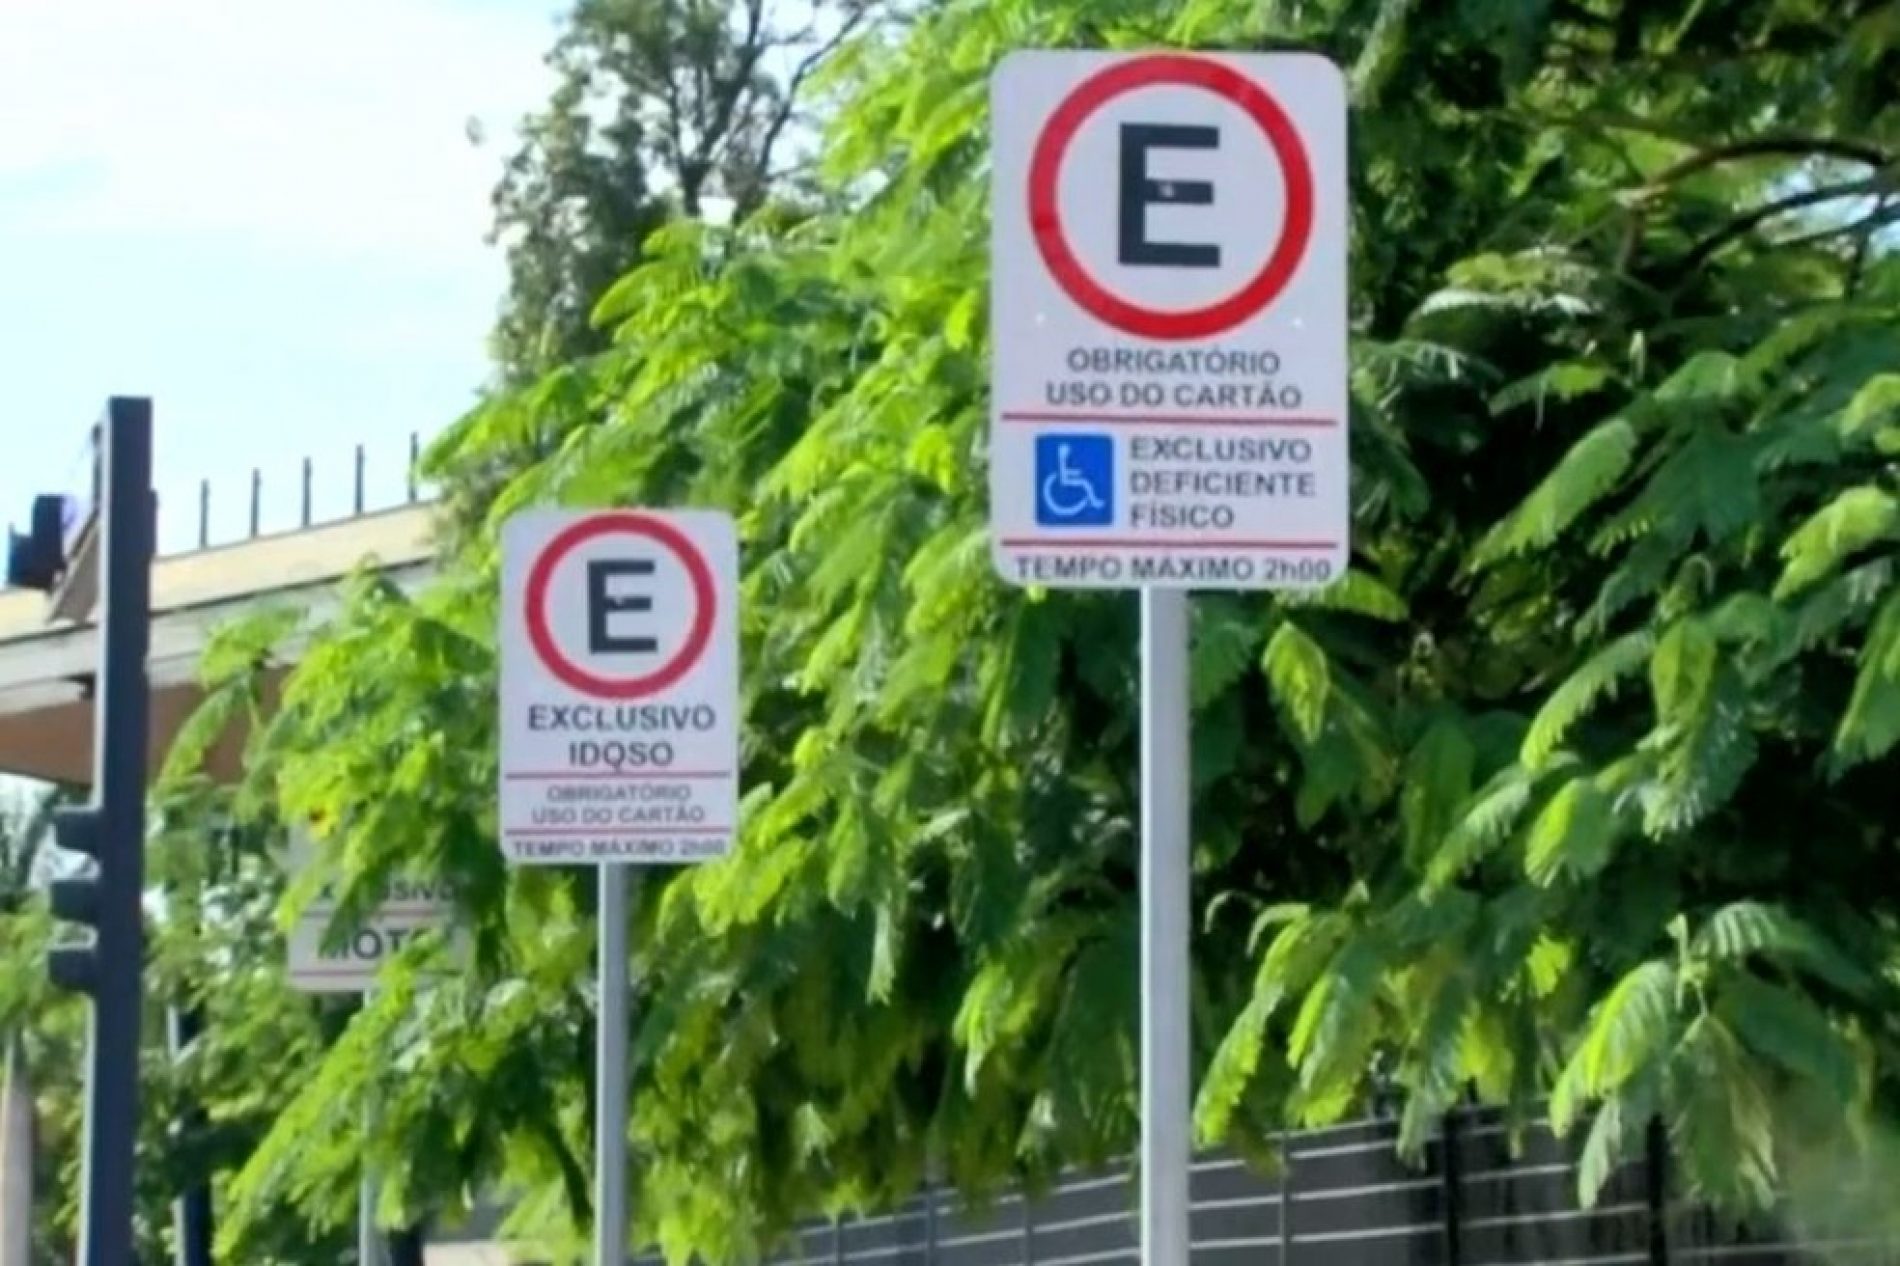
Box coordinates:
[1443,1108,1464,1266]
[1646,1114,1669,1266]
[1280,1130,1293,1266]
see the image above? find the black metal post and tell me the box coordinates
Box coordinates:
[249,467,261,536]
[1279,1131,1293,1266]
[387,1224,426,1266]
[406,432,419,501]
[300,456,313,526]
[354,443,367,515]
[1442,1109,1463,1266]
[1646,1115,1669,1266]
[169,1004,213,1266]
[68,396,153,1266]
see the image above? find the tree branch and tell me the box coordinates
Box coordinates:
[530,1110,592,1228]
[684,0,772,190]
[655,55,691,190]
[1640,137,1892,193]
[751,3,874,199]
[1679,172,1893,273]
[1847,195,1896,293]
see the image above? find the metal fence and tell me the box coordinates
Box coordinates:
[623,1110,1900,1266]
[50,419,433,558]
[181,430,427,551]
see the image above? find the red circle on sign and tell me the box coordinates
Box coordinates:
[523,512,716,700]
[1027,54,1316,341]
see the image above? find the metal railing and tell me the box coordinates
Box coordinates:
[623,1110,1900,1266]
[48,424,435,559]
[182,431,427,552]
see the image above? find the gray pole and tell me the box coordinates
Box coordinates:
[360,989,382,1266]
[359,1128,378,1265]
[596,864,631,1266]
[1140,588,1191,1266]
[0,1035,33,1266]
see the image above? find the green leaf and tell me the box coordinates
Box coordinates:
[1473,418,1638,566]
[1574,1074,1656,1206]
[1192,597,1266,710]
[1830,590,1900,773]
[1286,934,1384,1125]
[1717,973,1858,1094]
[1774,486,1900,599]
[1401,715,1476,866]
[1524,774,1621,886]
[1558,959,1677,1117]
[1668,1014,1778,1209]
[1197,910,1347,1140]
[1426,763,1546,886]
[1489,359,1615,417]
[1262,621,1330,744]
[1836,372,1900,442]
[1522,629,1654,769]
[1693,902,1876,997]
[1642,659,1757,836]
[1281,570,1410,621]
[1650,618,1718,723]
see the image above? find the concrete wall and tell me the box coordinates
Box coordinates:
[0,504,438,786]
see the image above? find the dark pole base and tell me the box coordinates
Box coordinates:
[386,1225,426,1266]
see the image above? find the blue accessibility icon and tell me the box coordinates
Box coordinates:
[1035,433,1114,526]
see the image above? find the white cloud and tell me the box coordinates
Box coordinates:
[0,0,559,266]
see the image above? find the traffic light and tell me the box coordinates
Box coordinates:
[5,493,74,590]
[45,396,152,1266]
[46,805,107,996]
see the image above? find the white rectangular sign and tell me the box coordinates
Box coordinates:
[499,508,740,865]
[283,828,454,994]
[989,50,1350,590]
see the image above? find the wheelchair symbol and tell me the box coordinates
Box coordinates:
[1034,434,1114,527]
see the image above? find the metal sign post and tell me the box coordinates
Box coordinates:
[595,865,632,1266]
[280,817,458,1264]
[498,509,741,1264]
[987,51,1349,1264]
[1140,587,1192,1266]
[359,1154,378,1266]
[359,988,383,1266]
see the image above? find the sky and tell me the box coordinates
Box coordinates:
[0,0,563,554]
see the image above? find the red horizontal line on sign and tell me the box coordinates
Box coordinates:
[1000,538,1340,550]
[504,770,734,781]
[503,827,733,837]
[999,410,1338,428]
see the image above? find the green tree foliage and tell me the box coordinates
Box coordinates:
[462,0,900,566]
[0,783,87,1264]
[158,0,1900,1260]
[482,0,893,385]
